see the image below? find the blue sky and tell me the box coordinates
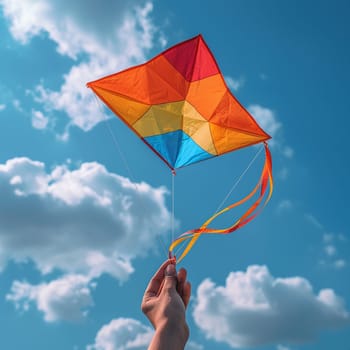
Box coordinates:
[0,1,349,349]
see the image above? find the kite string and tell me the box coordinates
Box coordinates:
[92,95,169,258]
[171,172,175,247]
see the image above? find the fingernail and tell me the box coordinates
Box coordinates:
[165,264,176,276]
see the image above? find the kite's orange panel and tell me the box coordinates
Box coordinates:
[210,91,268,137]
[91,86,150,125]
[210,123,267,155]
[186,75,226,121]
[147,55,190,100]
[91,65,152,103]
[91,62,186,105]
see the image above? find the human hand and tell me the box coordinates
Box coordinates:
[141,259,191,350]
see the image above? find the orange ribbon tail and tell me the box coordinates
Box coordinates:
[169,142,273,263]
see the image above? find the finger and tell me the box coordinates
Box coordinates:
[182,281,191,309]
[177,268,187,283]
[143,260,173,299]
[177,268,187,295]
[162,263,178,292]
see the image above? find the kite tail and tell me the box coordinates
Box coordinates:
[169,142,273,263]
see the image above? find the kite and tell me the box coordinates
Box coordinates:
[87,34,273,262]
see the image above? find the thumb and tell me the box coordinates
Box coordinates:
[163,264,177,291]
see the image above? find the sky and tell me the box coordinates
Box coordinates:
[0,1,349,349]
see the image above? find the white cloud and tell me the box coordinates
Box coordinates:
[0,157,171,278]
[334,259,346,269]
[87,318,153,350]
[247,104,293,159]
[225,76,244,91]
[324,244,337,257]
[277,346,290,350]
[0,0,149,58]
[31,109,49,129]
[186,343,204,350]
[277,199,292,212]
[13,99,24,112]
[0,0,161,136]
[0,103,6,111]
[87,317,203,350]
[321,233,347,270]
[282,146,294,158]
[6,274,94,322]
[193,265,349,348]
[248,105,281,139]
[317,232,347,270]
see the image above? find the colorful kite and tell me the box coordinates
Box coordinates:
[87,34,273,262]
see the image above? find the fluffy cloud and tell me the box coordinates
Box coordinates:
[225,76,244,91]
[0,103,6,111]
[277,199,293,212]
[1,0,145,57]
[87,317,203,350]
[248,104,293,158]
[305,215,348,270]
[31,109,49,129]
[87,318,153,350]
[0,0,162,135]
[0,157,171,278]
[320,233,347,270]
[248,105,281,140]
[193,265,349,348]
[6,274,94,322]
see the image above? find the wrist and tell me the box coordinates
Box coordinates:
[155,319,189,347]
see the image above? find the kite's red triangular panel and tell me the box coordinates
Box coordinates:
[163,35,219,82]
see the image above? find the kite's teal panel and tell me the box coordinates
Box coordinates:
[145,130,182,168]
[175,132,213,168]
[145,130,213,169]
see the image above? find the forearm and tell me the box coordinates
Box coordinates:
[148,322,189,350]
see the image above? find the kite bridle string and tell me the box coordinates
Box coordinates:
[173,145,264,259]
[92,95,169,258]
[214,145,264,215]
